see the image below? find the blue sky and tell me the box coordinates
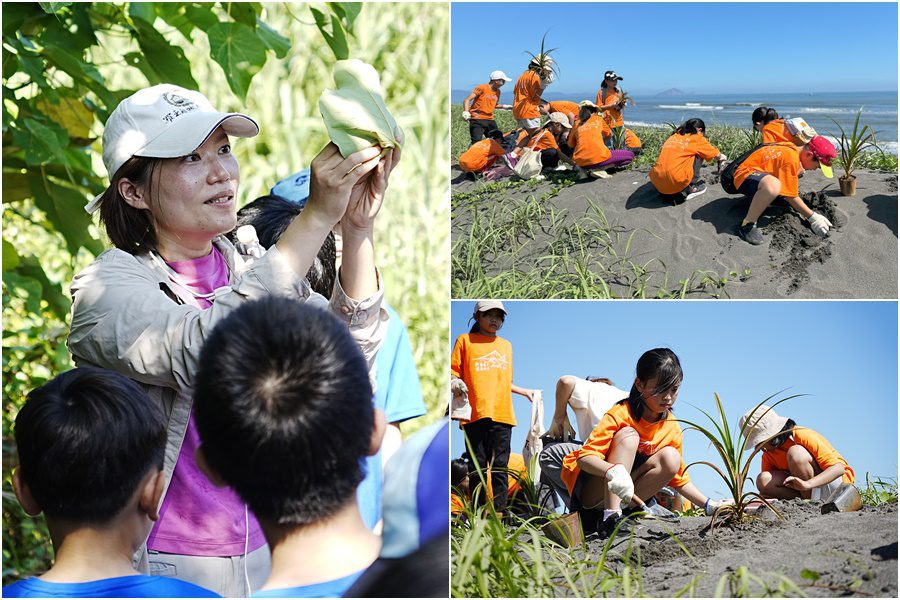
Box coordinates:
[452,2,899,95]
[449,301,898,501]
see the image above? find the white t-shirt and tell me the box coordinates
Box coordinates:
[568,377,628,440]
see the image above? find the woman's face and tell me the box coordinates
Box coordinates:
[142,128,240,249]
[636,375,680,415]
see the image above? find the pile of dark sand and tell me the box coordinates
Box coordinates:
[582,499,897,597]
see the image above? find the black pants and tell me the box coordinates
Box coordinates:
[462,418,513,512]
[469,119,500,143]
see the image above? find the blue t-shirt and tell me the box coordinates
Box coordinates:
[357,304,427,529]
[251,570,363,598]
[2,575,219,597]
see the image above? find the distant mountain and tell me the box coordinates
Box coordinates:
[656,88,686,97]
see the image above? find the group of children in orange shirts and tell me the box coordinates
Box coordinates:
[450,302,855,538]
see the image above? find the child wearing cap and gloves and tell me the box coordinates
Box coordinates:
[596,70,627,147]
[68,84,398,596]
[739,406,854,502]
[450,301,536,518]
[731,136,837,245]
[462,70,514,144]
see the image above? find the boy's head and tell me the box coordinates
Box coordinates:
[228,194,337,297]
[13,368,166,526]
[193,296,384,525]
[801,136,837,179]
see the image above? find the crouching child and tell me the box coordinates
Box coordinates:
[192,296,385,597]
[4,368,218,598]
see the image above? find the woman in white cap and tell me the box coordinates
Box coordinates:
[68,84,398,596]
[450,301,535,519]
[462,70,513,144]
[739,406,854,502]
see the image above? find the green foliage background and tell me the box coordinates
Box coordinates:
[2,2,449,582]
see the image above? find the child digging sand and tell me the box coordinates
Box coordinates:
[739,406,855,502]
[192,297,385,597]
[451,301,535,519]
[4,368,217,598]
[557,348,730,538]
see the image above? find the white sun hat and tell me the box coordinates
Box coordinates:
[86,84,259,213]
[738,405,789,452]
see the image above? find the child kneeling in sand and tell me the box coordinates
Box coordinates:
[649,118,727,204]
[739,406,854,502]
[551,349,729,538]
[193,297,386,597]
[731,136,837,245]
[458,130,507,177]
[5,368,217,598]
[569,101,634,179]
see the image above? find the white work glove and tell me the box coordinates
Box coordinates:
[717,153,728,164]
[705,498,730,516]
[807,212,832,236]
[450,378,468,396]
[461,110,471,121]
[605,463,634,503]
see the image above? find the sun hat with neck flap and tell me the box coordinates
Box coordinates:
[86,83,259,213]
[738,405,789,452]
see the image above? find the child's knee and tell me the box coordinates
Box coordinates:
[761,175,782,195]
[557,375,578,390]
[756,471,773,490]
[657,446,681,475]
[786,444,813,466]
[612,426,639,448]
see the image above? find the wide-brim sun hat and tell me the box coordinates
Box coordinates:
[548,112,572,128]
[738,405,789,452]
[86,84,259,213]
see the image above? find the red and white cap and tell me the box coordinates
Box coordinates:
[86,84,259,213]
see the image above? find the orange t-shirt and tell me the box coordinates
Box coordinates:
[513,70,542,120]
[517,128,559,152]
[649,133,720,195]
[733,143,800,198]
[549,100,579,122]
[569,115,612,166]
[450,333,515,426]
[486,452,527,499]
[468,83,500,121]
[761,119,803,146]
[458,139,506,173]
[761,427,855,484]
[561,402,691,494]
[625,128,641,149]
[450,493,466,516]
[597,87,624,127]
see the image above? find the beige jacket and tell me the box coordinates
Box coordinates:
[67,236,387,564]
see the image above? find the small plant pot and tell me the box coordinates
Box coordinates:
[541,512,583,548]
[839,175,857,196]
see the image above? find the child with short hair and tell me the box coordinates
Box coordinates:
[192,296,385,597]
[649,118,727,204]
[739,406,854,502]
[4,368,218,598]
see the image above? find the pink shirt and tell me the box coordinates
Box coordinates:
[146,247,266,556]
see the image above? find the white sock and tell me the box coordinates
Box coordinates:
[603,508,623,521]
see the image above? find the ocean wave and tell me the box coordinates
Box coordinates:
[818,135,898,155]
[623,120,669,129]
[658,104,724,110]
[734,102,759,106]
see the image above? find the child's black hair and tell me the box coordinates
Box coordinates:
[751,107,780,126]
[227,194,337,297]
[486,129,504,141]
[193,296,374,525]
[769,418,797,448]
[617,348,683,422]
[676,118,706,136]
[451,458,469,488]
[14,367,166,523]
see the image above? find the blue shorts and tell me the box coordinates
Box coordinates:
[736,171,769,197]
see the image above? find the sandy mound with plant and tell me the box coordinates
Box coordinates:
[586,499,897,597]
[451,167,897,298]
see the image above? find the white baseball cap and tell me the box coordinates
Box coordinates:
[86,84,259,213]
[473,300,507,316]
[490,70,512,82]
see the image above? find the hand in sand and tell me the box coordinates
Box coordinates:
[308,144,383,227]
[343,146,401,234]
[547,415,576,441]
[783,476,813,492]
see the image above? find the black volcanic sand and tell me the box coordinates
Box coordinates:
[451,167,897,298]
[580,500,898,598]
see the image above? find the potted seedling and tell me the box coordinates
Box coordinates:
[830,107,882,197]
[678,391,805,530]
[616,89,635,110]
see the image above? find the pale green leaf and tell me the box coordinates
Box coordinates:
[318,59,404,158]
[207,22,268,100]
[2,239,20,271]
[256,18,290,58]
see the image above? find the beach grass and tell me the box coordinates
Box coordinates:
[859,473,898,507]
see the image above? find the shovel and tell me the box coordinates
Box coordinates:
[821,484,862,514]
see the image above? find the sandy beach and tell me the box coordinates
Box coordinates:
[579,499,897,597]
[451,166,897,299]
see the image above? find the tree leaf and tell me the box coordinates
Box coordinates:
[2,272,43,316]
[328,2,362,33]
[206,22,267,100]
[39,2,72,14]
[12,117,69,166]
[226,2,260,27]
[310,7,348,60]
[132,18,198,89]
[255,18,290,58]
[2,239,20,271]
[41,46,104,85]
[127,1,156,25]
[35,95,93,140]
[29,176,101,256]
[184,4,219,30]
[16,255,71,319]
[2,170,33,203]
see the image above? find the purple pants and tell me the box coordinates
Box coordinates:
[584,149,635,170]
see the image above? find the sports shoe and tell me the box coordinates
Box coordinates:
[684,183,707,200]
[502,153,519,169]
[589,169,611,179]
[597,512,635,540]
[738,222,764,245]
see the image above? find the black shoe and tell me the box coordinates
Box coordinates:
[738,222,764,245]
[597,512,635,540]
